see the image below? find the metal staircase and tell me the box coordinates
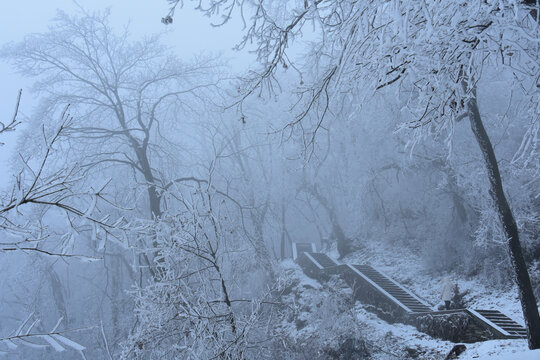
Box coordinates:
[348,264,433,313]
[291,242,528,342]
[469,309,527,339]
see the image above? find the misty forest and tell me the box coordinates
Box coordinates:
[1,1,540,359]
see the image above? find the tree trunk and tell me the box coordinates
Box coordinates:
[250,202,275,281]
[134,146,161,218]
[131,145,165,279]
[466,87,540,349]
[304,184,353,259]
[280,202,286,260]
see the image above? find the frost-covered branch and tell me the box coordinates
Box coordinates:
[0,106,129,258]
[0,90,22,144]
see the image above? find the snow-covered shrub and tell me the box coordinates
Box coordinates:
[121,188,271,359]
[413,312,471,343]
[269,262,370,359]
[450,284,469,310]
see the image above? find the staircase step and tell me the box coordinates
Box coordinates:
[492,320,523,324]
[498,324,526,328]
[485,318,520,323]
[308,253,340,268]
[350,265,433,313]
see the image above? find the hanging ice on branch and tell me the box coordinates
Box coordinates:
[0,314,88,358]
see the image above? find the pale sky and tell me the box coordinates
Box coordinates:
[0,0,248,171]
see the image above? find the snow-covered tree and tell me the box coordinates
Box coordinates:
[1,9,222,222]
[0,9,226,357]
[0,94,113,358]
[166,0,540,348]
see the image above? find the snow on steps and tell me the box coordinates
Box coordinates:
[469,309,528,339]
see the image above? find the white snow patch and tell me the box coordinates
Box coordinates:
[459,339,534,360]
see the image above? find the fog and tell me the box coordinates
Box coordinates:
[0,1,539,359]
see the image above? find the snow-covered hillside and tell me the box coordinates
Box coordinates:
[280,240,537,359]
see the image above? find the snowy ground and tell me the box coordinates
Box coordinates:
[319,242,537,359]
[352,305,536,359]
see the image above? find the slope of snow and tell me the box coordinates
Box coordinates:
[354,305,452,359]
[479,349,540,360]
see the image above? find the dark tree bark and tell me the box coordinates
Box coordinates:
[303,183,353,259]
[466,86,540,349]
[133,145,161,218]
